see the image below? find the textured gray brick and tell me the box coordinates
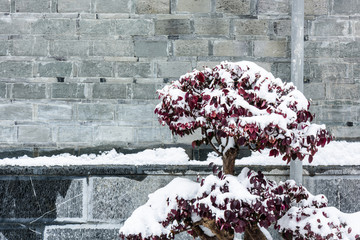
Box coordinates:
[254,40,288,58]
[339,41,360,58]
[0,126,15,143]
[0,18,32,35]
[37,104,73,120]
[304,177,340,209]
[94,0,131,13]
[310,19,349,36]
[216,0,250,14]
[329,126,360,140]
[234,19,268,36]
[135,40,168,57]
[258,0,290,15]
[15,0,50,12]
[176,0,211,13]
[31,19,76,35]
[0,82,6,98]
[303,83,326,100]
[213,40,251,57]
[38,62,72,77]
[271,20,291,36]
[271,62,291,82]
[51,83,86,99]
[0,40,7,56]
[115,19,153,36]
[94,126,134,143]
[92,40,134,57]
[90,176,175,220]
[58,126,93,143]
[44,226,118,240]
[50,40,90,57]
[312,63,351,83]
[0,104,33,120]
[11,38,48,56]
[136,126,172,142]
[157,62,192,78]
[318,105,357,124]
[305,41,339,58]
[155,19,191,35]
[332,0,360,15]
[0,61,32,78]
[77,104,114,120]
[116,62,152,78]
[92,83,126,99]
[132,83,158,99]
[340,179,360,212]
[135,0,169,14]
[116,103,157,125]
[78,61,113,77]
[194,18,229,36]
[304,0,328,15]
[326,83,360,100]
[18,126,51,143]
[0,0,10,12]
[174,39,208,56]
[58,0,90,12]
[79,19,113,36]
[12,83,46,99]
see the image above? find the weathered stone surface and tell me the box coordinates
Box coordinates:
[213,40,251,57]
[339,41,360,58]
[58,126,93,143]
[116,103,157,125]
[134,0,170,14]
[37,105,73,120]
[132,83,158,99]
[115,19,153,36]
[216,0,250,14]
[79,20,113,36]
[0,229,42,240]
[12,83,46,99]
[94,126,134,143]
[50,40,90,57]
[11,38,48,56]
[194,18,229,36]
[94,0,131,13]
[78,61,113,77]
[77,104,115,120]
[174,39,208,56]
[38,62,72,77]
[18,126,51,143]
[310,19,349,36]
[0,40,7,56]
[332,0,360,15]
[51,83,86,99]
[176,0,211,13]
[311,63,351,83]
[271,20,291,36]
[58,0,90,12]
[116,62,152,78]
[339,179,360,213]
[0,0,10,12]
[157,62,192,78]
[304,0,328,15]
[134,40,168,57]
[326,83,360,100]
[304,83,326,100]
[304,177,340,209]
[44,226,119,240]
[92,83,126,99]
[155,19,191,35]
[92,40,134,57]
[305,41,339,58]
[15,0,50,12]
[254,40,288,58]
[0,126,15,143]
[0,61,32,78]
[0,18,32,35]
[233,19,268,36]
[258,0,290,15]
[0,104,33,120]
[31,19,76,35]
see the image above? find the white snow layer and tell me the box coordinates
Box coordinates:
[0,141,359,166]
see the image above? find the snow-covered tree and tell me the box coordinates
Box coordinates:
[118,61,360,240]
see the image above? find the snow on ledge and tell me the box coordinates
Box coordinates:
[0,141,358,167]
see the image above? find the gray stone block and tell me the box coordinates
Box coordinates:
[0,104,33,120]
[79,19,113,36]
[12,83,46,99]
[157,61,192,78]
[271,20,291,36]
[310,19,349,36]
[50,40,90,57]
[0,0,10,12]
[258,0,290,15]
[194,18,229,36]
[174,39,208,56]
[305,41,339,58]
[58,126,93,143]
[92,40,134,57]
[58,0,90,12]
[339,179,360,213]
[304,0,328,15]
[90,175,176,220]
[0,18,32,35]
[135,0,170,14]
[216,0,250,14]
[77,104,115,120]
[339,41,360,58]
[0,82,6,98]
[51,83,86,99]
[0,40,7,56]
[44,226,119,240]
[115,19,153,36]
[38,62,72,77]
[233,19,268,36]
[136,126,172,143]
[0,126,15,143]
[303,83,326,100]
[213,40,251,57]
[31,19,76,36]
[318,105,356,124]
[94,126,134,143]
[0,229,42,240]
[94,0,131,13]
[135,40,168,57]
[116,62,151,78]
[116,103,157,124]
[311,63,351,83]
[332,0,360,15]
[176,0,211,13]
[18,126,51,143]
[271,62,291,81]
[132,83,158,99]
[78,61,113,77]
[92,83,126,99]
[329,126,360,140]
[0,177,83,220]
[11,38,48,56]
[254,40,288,58]
[326,83,360,100]
[304,177,340,209]
[0,61,32,78]
[155,19,191,35]
[15,0,50,12]
[37,104,73,120]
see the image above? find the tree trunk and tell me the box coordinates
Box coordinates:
[222,147,238,175]
[244,224,268,240]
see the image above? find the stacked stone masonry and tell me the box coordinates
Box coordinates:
[0,0,359,155]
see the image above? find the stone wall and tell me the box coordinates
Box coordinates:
[0,164,359,239]
[0,0,359,155]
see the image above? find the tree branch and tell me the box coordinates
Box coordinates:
[204,130,222,157]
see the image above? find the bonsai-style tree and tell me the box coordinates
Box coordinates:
[119,62,358,240]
